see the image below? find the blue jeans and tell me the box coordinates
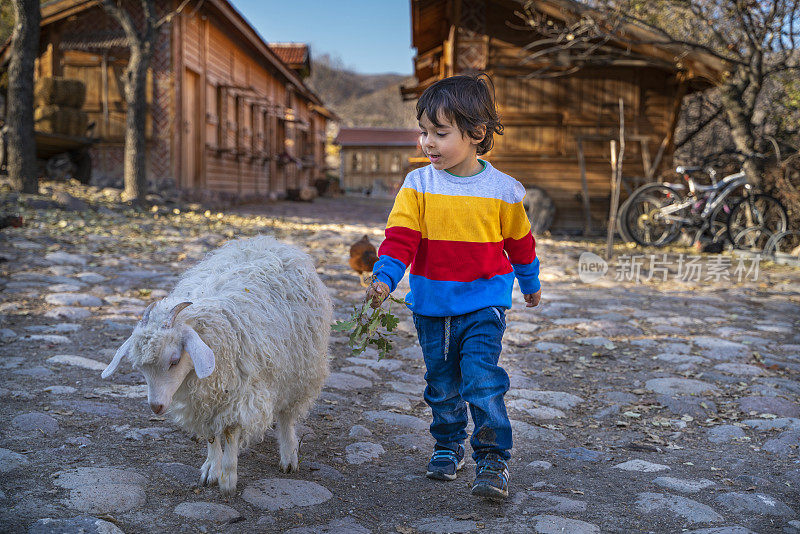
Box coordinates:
[413,306,512,462]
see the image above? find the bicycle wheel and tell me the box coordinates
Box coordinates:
[726,194,788,250]
[622,184,685,247]
[732,226,774,252]
[764,230,800,259]
[705,198,738,245]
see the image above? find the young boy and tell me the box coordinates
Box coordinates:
[366,74,541,500]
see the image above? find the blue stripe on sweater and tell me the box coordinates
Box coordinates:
[406,272,516,317]
[373,255,407,293]
[512,256,541,294]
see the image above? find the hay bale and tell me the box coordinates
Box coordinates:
[34,105,72,135]
[34,77,86,108]
[63,109,89,137]
[64,79,86,108]
[35,78,64,107]
[34,78,58,106]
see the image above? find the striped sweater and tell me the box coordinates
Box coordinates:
[373,161,540,317]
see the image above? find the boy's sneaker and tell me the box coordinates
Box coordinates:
[471,453,509,500]
[426,444,465,481]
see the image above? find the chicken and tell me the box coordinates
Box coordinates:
[349,235,378,286]
[0,215,23,230]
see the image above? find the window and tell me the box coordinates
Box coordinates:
[262,110,270,153]
[390,153,401,173]
[352,152,363,172]
[369,152,379,172]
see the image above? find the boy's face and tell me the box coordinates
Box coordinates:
[419,111,484,177]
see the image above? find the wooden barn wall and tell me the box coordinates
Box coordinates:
[489,67,678,230]
[36,2,174,187]
[61,50,154,141]
[438,0,682,231]
[180,10,325,198]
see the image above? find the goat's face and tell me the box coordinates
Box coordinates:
[135,326,196,414]
[101,301,215,414]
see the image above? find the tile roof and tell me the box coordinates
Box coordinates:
[334,128,421,147]
[268,43,309,66]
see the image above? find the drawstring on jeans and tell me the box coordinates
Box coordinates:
[443,316,451,360]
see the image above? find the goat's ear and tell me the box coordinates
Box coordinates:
[102,335,134,378]
[183,327,215,379]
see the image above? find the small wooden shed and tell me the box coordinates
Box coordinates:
[8,0,334,200]
[403,0,724,232]
[334,127,422,195]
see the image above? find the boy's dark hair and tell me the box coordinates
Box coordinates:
[416,73,503,156]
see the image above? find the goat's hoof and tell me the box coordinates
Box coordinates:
[219,475,237,496]
[279,461,298,473]
[200,465,220,486]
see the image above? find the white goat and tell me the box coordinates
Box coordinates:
[102,235,332,495]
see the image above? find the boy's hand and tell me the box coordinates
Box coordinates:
[366,280,390,309]
[524,289,542,308]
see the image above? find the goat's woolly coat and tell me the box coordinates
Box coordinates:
[129,236,332,447]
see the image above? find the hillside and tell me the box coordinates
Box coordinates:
[306,56,418,129]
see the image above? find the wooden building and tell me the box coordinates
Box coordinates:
[12,0,334,200]
[403,0,723,232]
[334,127,422,195]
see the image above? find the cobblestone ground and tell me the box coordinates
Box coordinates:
[1,187,800,534]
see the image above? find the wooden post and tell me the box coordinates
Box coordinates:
[577,136,591,235]
[640,139,651,184]
[200,14,208,190]
[174,4,184,189]
[607,98,625,260]
[450,0,461,76]
[101,51,109,137]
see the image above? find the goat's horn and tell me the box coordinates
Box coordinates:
[164,301,192,329]
[139,302,157,326]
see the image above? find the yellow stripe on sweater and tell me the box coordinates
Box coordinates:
[387,189,531,242]
[386,187,422,233]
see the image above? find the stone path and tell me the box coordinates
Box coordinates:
[1,186,799,533]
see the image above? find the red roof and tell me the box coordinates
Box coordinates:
[335,128,420,147]
[268,43,308,66]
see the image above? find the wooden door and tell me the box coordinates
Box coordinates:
[183,69,201,188]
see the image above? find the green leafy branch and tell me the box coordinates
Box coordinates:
[331,295,407,359]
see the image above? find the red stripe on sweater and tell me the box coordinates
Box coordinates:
[379,226,422,266]
[503,232,536,264]
[410,239,513,282]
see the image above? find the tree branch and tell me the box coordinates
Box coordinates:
[584,9,746,66]
[102,0,142,47]
[688,1,734,54]
[156,0,194,29]
[675,106,724,149]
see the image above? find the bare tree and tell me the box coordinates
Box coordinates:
[101,0,190,203]
[516,0,800,185]
[6,0,40,193]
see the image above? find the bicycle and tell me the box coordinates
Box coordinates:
[620,155,788,250]
[621,164,746,247]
